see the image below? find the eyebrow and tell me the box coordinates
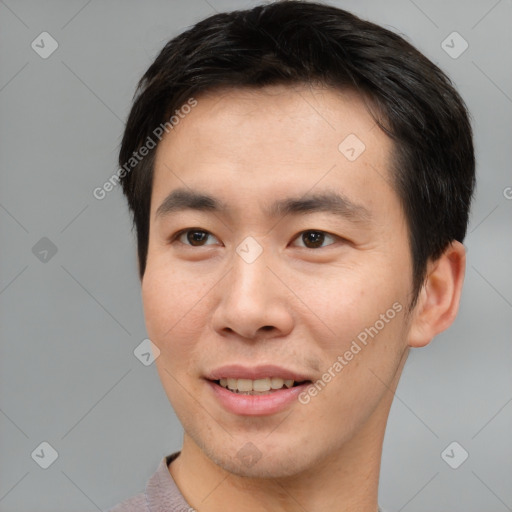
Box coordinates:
[155,187,372,223]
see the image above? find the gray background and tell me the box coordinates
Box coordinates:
[1,0,511,510]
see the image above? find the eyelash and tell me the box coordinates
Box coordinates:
[170,228,342,249]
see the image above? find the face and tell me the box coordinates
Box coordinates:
[142,84,415,478]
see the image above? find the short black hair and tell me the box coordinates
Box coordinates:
[118,0,475,307]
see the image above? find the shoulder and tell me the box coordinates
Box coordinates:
[106,452,183,512]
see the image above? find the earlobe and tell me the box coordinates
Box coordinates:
[407,241,466,348]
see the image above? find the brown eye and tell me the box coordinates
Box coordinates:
[302,231,324,248]
[187,230,208,246]
[175,229,218,246]
[293,230,337,249]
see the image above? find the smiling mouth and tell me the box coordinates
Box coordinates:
[211,377,311,395]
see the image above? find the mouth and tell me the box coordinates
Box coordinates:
[206,376,313,416]
[210,377,311,395]
[205,364,314,415]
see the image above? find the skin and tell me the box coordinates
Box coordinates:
[141,83,466,512]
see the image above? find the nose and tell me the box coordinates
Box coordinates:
[211,248,294,341]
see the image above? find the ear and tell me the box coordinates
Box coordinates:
[407,241,466,348]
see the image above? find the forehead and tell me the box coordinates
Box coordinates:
[151,84,397,221]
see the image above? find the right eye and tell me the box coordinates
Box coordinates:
[172,228,220,247]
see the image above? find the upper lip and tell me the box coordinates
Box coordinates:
[206,364,312,382]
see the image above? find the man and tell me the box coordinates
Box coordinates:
[109,1,475,510]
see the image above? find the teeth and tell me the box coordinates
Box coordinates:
[271,377,284,389]
[254,378,271,392]
[237,379,253,392]
[217,377,298,393]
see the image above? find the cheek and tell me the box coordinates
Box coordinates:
[290,262,402,349]
[141,260,208,354]
[141,260,214,423]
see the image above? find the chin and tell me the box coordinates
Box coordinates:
[197,434,318,479]
[219,451,307,479]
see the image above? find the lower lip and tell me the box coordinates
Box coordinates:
[207,380,310,416]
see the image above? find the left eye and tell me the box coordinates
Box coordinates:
[292,230,338,249]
